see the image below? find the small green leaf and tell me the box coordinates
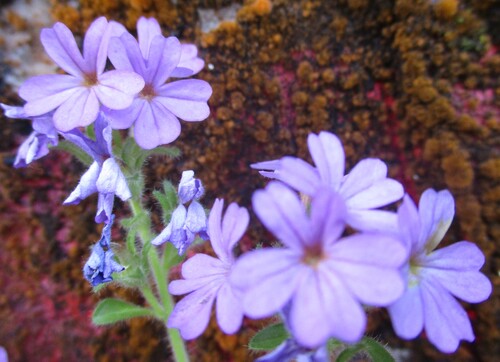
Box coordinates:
[92,298,154,325]
[248,323,289,351]
[163,242,185,269]
[146,146,181,159]
[336,344,364,362]
[153,180,179,223]
[53,140,93,166]
[361,337,395,362]
[336,337,395,362]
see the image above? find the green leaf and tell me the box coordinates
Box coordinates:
[163,242,185,269]
[337,337,395,362]
[361,337,395,362]
[53,140,93,166]
[146,146,181,159]
[92,298,154,325]
[153,180,179,223]
[248,323,289,351]
[336,344,365,362]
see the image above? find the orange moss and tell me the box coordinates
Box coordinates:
[441,152,474,190]
[434,0,459,20]
[479,158,500,180]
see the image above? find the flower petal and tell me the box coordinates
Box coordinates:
[327,260,405,306]
[339,158,388,199]
[64,161,100,204]
[388,284,424,339]
[156,79,212,121]
[96,70,144,110]
[252,182,311,251]
[82,17,108,74]
[20,75,81,117]
[102,99,143,129]
[310,187,346,247]
[96,193,114,224]
[418,189,455,253]
[181,253,227,279]
[133,100,181,149]
[277,157,320,195]
[291,265,365,347]
[171,44,205,77]
[397,194,421,251]
[169,275,223,296]
[40,22,85,77]
[146,36,181,86]
[421,278,474,353]
[329,233,406,268]
[108,31,146,75]
[221,202,249,257]
[53,88,100,131]
[230,248,302,318]
[208,199,226,261]
[346,209,399,233]
[185,201,207,234]
[96,158,131,201]
[137,17,162,59]
[167,282,219,340]
[422,241,486,271]
[345,178,403,209]
[216,282,244,334]
[307,131,345,190]
[422,268,492,303]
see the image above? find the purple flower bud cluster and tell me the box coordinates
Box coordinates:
[83,215,124,286]
[169,131,492,356]
[152,171,209,255]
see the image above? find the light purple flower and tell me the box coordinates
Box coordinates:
[178,170,204,204]
[230,182,407,348]
[1,104,58,168]
[19,17,145,132]
[168,199,249,339]
[104,17,212,149]
[388,189,492,353]
[252,131,404,232]
[63,113,131,223]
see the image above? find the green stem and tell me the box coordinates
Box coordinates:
[127,197,190,362]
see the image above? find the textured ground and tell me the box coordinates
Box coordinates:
[0,0,499,361]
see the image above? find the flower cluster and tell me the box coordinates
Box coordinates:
[3,16,212,286]
[169,131,492,357]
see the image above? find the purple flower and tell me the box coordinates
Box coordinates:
[83,215,125,286]
[168,199,249,339]
[178,170,205,204]
[388,189,492,353]
[19,17,145,132]
[230,182,407,348]
[152,170,208,253]
[1,104,58,168]
[252,131,404,232]
[104,17,212,149]
[63,113,131,223]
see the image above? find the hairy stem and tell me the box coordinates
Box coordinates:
[128,197,190,362]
